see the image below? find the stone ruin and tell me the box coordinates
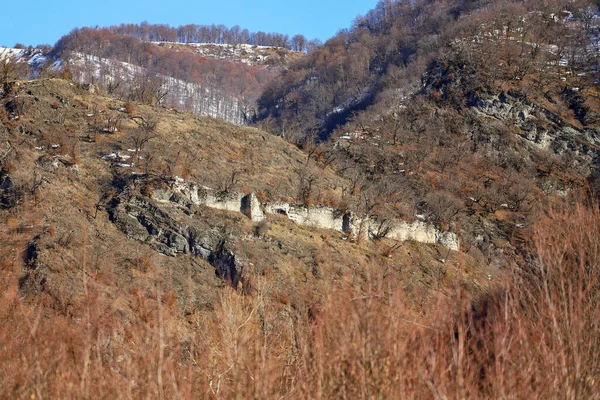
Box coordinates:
[154,179,460,251]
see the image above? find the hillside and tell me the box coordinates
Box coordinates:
[152,42,305,67]
[1,0,600,398]
[255,0,600,269]
[0,77,498,397]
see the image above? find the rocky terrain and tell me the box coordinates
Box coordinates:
[1,0,600,398]
[0,78,480,304]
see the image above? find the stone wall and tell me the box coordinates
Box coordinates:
[153,178,459,251]
[198,188,245,214]
[264,203,345,231]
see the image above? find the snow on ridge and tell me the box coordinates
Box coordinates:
[69,52,246,125]
[0,46,51,68]
[151,41,284,50]
[0,47,25,60]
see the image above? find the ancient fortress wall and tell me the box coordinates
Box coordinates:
[155,180,459,251]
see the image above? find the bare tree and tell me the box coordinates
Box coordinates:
[217,170,242,196]
[130,116,158,167]
[295,166,318,205]
[0,56,19,86]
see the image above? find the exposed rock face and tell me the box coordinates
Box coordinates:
[198,188,245,213]
[208,241,240,287]
[470,92,534,123]
[153,180,264,222]
[469,91,600,165]
[108,183,242,287]
[106,176,459,290]
[436,231,460,252]
[241,192,265,222]
[110,194,190,256]
[360,219,459,251]
[382,220,437,243]
[112,176,460,254]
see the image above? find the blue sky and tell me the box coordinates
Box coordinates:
[0,0,377,47]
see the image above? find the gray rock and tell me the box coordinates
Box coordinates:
[108,182,241,288]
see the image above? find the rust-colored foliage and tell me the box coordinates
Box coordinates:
[0,196,598,398]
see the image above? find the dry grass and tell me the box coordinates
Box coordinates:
[1,196,599,398]
[2,78,599,398]
[3,78,346,205]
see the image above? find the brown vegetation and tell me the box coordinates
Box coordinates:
[0,192,598,398]
[2,0,600,396]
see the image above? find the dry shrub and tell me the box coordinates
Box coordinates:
[162,290,177,308]
[255,189,268,204]
[137,255,153,273]
[180,165,193,180]
[0,197,599,398]
[238,184,251,195]
[60,66,72,80]
[124,101,135,115]
[318,188,341,208]
[253,219,270,237]
[6,217,18,231]
[2,162,15,174]
[0,107,9,123]
[141,184,154,198]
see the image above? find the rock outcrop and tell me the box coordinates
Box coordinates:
[111,176,460,255]
[264,203,346,231]
[241,192,265,222]
[108,184,243,288]
[469,91,600,165]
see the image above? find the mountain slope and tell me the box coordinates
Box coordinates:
[51,28,297,123]
[254,0,600,268]
[1,1,600,397]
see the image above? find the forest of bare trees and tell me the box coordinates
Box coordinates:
[53,28,279,122]
[256,0,599,139]
[105,22,321,53]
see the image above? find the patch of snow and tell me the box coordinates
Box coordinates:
[70,52,246,125]
[0,47,25,60]
[28,54,47,66]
